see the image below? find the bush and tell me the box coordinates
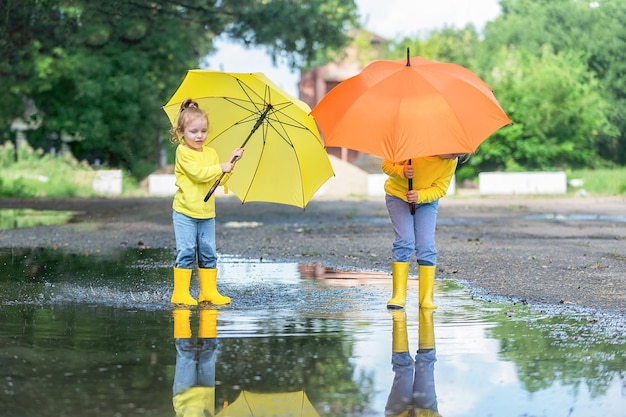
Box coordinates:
[0,141,97,197]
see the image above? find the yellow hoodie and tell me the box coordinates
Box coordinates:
[173,145,231,219]
[382,157,457,204]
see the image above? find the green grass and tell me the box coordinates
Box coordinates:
[0,140,141,198]
[568,167,626,196]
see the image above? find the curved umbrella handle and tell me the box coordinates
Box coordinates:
[204,172,226,202]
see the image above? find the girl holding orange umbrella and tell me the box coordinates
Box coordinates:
[384,154,464,310]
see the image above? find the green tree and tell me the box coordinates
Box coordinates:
[388,25,481,68]
[0,0,358,177]
[474,46,616,172]
[483,0,626,165]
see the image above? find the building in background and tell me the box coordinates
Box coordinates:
[299,30,386,165]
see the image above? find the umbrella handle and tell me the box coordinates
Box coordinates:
[408,181,415,215]
[204,173,226,202]
[203,153,242,202]
[408,160,415,215]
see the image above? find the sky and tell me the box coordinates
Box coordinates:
[204,0,502,96]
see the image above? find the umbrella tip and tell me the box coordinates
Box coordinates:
[406,47,410,66]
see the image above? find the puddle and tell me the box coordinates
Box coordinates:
[0,208,76,230]
[528,213,626,223]
[0,248,624,416]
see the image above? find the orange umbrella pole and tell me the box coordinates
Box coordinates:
[204,104,273,202]
[408,159,415,215]
[405,49,416,215]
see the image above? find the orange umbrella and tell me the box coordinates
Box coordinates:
[311,50,512,163]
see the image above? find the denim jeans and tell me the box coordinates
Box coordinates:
[385,195,438,266]
[172,210,217,269]
[172,338,218,396]
[385,350,438,415]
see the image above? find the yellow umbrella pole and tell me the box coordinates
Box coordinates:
[204,104,273,202]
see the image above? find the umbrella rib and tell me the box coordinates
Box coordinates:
[241,118,307,207]
[266,116,307,207]
[223,97,266,116]
[234,78,267,113]
[239,122,271,204]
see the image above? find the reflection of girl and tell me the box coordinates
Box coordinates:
[383,154,463,310]
[172,309,219,417]
[385,309,440,417]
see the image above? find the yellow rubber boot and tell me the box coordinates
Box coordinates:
[387,261,409,309]
[198,268,231,305]
[171,268,198,306]
[418,308,435,350]
[390,310,409,353]
[418,265,437,309]
[172,309,192,338]
[199,309,218,338]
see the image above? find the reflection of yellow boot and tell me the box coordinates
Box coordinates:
[387,261,409,309]
[416,409,442,417]
[198,268,231,305]
[171,268,198,306]
[173,387,215,417]
[419,308,435,350]
[390,310,408,353]
[172,309,192,338]
[418,265,437,309]
[199,309,218,338]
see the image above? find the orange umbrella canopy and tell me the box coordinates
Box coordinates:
[311,54,512,162]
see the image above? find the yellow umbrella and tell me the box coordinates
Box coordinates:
[163,70,334,209]
[216,390,319,417]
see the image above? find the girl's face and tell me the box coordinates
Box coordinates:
[179,115,208,152]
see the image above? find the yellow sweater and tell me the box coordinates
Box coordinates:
[382,157,457,204]
[172,145,231,219]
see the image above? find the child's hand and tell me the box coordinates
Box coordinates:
[221,162,235,173]
[403,164,414,179]
[222,148,244,173]
[405,190,418,203]
[230,148,244,162]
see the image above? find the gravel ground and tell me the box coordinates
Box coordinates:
[1,194,625,317]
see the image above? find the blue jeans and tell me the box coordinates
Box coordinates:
[385,195,438,266]
[172,338,218,396]
[172,211,217,269]
[385,350,438,415]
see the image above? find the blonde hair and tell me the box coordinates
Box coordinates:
[168,98,208,144]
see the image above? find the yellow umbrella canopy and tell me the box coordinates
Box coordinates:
[216,390,319,417]
[163,70,334,209]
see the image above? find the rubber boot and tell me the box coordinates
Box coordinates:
[418,265,437,309]
[171,267,198,306]
[390,310,409,353]
[198,268,231,305]
[387,261,409,309]
[418,308,435,350]
[172,309,192,338]
[199,309,218,338]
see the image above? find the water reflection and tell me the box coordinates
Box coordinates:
[172,308,321,417]
[173,308,219,416]
[0,208,75,230]
[386,309,439,417]
[0,248,624,416]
